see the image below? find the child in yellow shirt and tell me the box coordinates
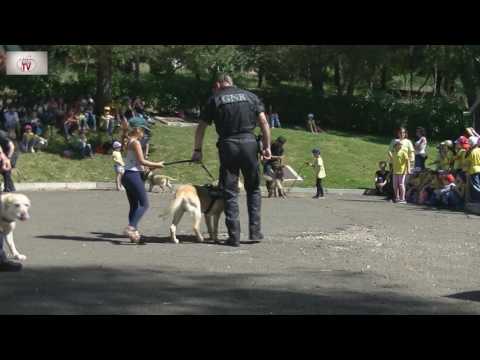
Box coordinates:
[112,141,125,191]
[391,140,410,204]
[307,148,326,199]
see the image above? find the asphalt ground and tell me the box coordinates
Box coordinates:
[1,190,480,314]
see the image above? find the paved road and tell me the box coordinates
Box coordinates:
[1,190,480,314]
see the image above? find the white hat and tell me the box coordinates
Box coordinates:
[469,136,479,147]
[112,141,122,149]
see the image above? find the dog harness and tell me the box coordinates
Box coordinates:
[200,185,224,215]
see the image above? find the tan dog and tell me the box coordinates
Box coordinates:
[0,193,31,261]
[162,181,243,244]
[147,171,176,193]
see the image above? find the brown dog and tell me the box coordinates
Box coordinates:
[161,181,243,244]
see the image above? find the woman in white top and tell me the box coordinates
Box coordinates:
[121,126,164,243]
[414,127,428,170]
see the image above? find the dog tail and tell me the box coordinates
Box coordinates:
[159,194,183,219]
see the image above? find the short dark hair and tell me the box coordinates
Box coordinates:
[277,136,287,144]
[416,127,426,136]
[216,73,233,85]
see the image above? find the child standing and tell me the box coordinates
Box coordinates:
[391,139,411,204]
[414,127,428,171]
[112,141,125,191]
[308,148,326,199]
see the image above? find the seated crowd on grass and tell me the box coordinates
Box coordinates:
[375,126,480,209]
[0,96,152,160]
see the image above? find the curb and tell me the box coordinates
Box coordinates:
[12,182,365,195]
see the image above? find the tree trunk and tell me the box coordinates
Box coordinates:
[95,45,113,114]
[134,55,140,83]
[257,67,264,88]
[346,59,360,97]
[434,69,443,97]
[310,63,325,98]
[380,65,387,91]
[334,58,344,96]
[84,46,90,74]
[409,71,414,104]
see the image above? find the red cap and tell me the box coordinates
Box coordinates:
[446,174,455,183]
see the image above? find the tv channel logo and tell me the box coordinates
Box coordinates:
[6,51,48,75]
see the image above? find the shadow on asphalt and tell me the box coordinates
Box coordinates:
[446,291,480,303]
[337,199,386,203]
[0,265,473,315]
[36,233,258,246]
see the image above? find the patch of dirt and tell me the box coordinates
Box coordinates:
[294,225,383,248]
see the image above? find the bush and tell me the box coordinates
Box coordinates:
[258,87,467,140]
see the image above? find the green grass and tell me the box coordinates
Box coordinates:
[13,124,406,189]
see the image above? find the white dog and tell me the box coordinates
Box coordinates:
[147,172,176,193]
[0,193,31,261]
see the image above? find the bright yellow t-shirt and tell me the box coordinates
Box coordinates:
[112,150,125,167]
[313,156,326,179]
[453,149,467,171]
[392,149,409,175]
[23,132,35,142]
[468,147,480,175]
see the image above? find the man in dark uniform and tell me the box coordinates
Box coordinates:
[192,74,272,247]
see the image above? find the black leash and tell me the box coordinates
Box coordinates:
[163,159,216,181]
[163,160,195,166]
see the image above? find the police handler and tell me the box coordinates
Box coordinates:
[192,74,272,247]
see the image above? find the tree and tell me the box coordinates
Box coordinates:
[95,45,113,114]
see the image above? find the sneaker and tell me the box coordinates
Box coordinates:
[312,195,320,199]
[0,260,23,272]
[397,200,407,204]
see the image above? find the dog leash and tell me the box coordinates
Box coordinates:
[163,159,216,181]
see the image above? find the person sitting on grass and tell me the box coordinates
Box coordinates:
[405,171,423,203]
[64,110,79,140]
[112,141,125,191]
[20,125,37,153]
[78,131,93,158]
[434,140,454,172]
[101,106,115,137]
[374,161,390,196]
[85,104,96,131]
[307,148,327,199]
[418,171,441,206]
[453,172,466,208]
[390,139,410,204]
[433,173,457,208]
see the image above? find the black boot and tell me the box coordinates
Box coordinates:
[225,220,241,247]
[249,232,264,242]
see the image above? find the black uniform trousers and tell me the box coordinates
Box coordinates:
[218,135,262,242]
